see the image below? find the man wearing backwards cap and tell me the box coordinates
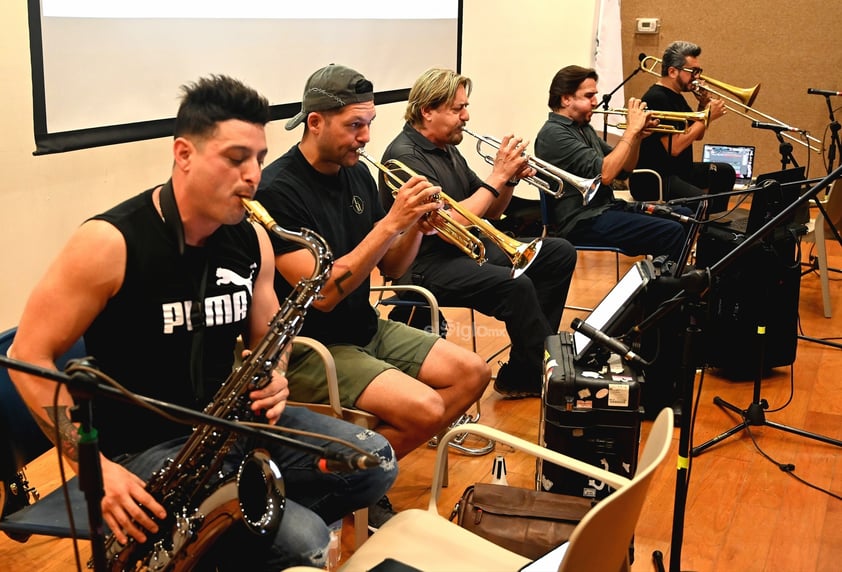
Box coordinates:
[255,64,491,530]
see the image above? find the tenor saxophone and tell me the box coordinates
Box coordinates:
[100,198,333,571]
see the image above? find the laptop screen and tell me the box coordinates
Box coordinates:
[702,144,756,187]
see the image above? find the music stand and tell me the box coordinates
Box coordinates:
[583,165,842,572]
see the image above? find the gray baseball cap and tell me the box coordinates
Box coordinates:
[285,64,375,130]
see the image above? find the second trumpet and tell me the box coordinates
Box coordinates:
[356,148,542,278]
[591,107,710,133]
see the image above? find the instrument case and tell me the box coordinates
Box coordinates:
[537,332,642,500]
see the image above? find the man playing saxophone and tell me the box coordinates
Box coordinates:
[379,68,577,399]
[8,75,396,571]
[534,65,689,263]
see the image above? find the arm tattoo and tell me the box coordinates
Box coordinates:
[37,405,80,463]
[333,269,353,296]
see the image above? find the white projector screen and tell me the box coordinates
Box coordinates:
[28,0,462,155]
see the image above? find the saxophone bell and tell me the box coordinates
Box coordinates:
[238,449,285,535]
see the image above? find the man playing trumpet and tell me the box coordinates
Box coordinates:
[633,40,735,213]
[535,65,689,262]
[379,68,577,399]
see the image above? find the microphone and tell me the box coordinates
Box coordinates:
[638,53,647,62]
[318,452,380,473]
[807,88,842,97]
[633,201,693,223]
[570,318,648,367]
[751,121,800,133]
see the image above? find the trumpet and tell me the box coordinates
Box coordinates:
[591,107,710,133]
[639,55,822,153]
[356,148,542,278]
[462,127,601,206]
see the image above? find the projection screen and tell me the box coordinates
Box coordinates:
[28,1,462,155]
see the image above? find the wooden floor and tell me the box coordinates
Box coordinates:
[2,221,841,571]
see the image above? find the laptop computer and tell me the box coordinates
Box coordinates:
[702,144,756,190]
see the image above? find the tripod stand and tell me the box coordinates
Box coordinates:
[692,245,842,455]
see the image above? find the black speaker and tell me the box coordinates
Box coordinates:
[696,225,801,377]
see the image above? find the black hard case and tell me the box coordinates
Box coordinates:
[538,333,643,500]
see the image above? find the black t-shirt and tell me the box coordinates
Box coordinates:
[255,144,383,346]
[638,84,695,178]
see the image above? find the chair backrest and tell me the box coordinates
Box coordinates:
[558,407,674,572]
[1,327,87,478]
[823,179,842,231]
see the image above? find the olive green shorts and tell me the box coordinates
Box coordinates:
[287,318,439,408]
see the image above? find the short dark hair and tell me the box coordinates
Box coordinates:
[548,65,598,110]
[661,41,701,77]
[174,74,270,139]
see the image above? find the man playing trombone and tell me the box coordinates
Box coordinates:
[379,68,577,399]
[534,65,689,262]
[633,41,735,213]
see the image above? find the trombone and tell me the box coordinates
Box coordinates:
[356,148,542,278]
[639,55,822,153]
[591,107,710,133]
[461,127,601,205]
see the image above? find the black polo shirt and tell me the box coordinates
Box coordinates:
[379,122,493,259]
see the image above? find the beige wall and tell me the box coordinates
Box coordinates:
[0,0,598,328]
[10,1,838,329]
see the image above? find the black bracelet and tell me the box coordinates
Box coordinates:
[479,182,500,198]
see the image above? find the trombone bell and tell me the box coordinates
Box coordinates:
[698,76,760,107]
[639,54,760,106]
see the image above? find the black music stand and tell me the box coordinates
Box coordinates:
[588,165,842,572]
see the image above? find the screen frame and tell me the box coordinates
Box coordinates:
[26,1,464,155]
[573,260,653,362]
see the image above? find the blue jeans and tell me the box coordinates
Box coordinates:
[120,406,396,570]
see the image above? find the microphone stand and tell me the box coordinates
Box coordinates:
[820,95,842,174]
[773,131,799,170]
[593,164,842,572]
[599,57,643,142]
[0,354,373,572]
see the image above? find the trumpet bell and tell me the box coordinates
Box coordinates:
[511,238,542,279]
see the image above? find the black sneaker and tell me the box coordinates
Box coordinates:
[367,495,396,532]
[493,361,542,399]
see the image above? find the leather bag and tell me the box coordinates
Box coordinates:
[451,482,594,559]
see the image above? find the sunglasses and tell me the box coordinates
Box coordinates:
[678,66,703,77]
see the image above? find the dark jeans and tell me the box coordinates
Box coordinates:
[565,203,689,262]
[409,236,576,377]
[118,406,396,571]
